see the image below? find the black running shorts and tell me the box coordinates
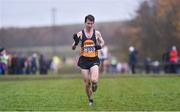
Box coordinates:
[78,56,100,69]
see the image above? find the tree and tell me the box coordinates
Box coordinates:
[134,0,180,60]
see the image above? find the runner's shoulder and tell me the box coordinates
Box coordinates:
[95,30,102,37]
[77,31,83,39]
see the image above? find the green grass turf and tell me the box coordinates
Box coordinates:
[0,74,180,111]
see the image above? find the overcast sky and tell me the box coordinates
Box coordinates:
[0,0,144,27]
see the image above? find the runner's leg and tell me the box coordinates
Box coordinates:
[81,69,93,102]
[90,65,99,92]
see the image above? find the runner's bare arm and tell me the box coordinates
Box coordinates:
[96,31,105,47]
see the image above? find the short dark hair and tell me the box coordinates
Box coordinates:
[85,14,95,23]
[0,48,5,53]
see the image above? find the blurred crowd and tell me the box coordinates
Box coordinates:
[127,45,180,74]
[0,48,65,75]
[0,45,180,75]
[99,45,180,74]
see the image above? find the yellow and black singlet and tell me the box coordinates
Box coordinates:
[80,29,98,58]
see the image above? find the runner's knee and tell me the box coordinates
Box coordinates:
[92,79,97,83]
[84,80,91,87]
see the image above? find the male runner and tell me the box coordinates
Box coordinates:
[72,14,105,106]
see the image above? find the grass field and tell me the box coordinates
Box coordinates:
[0,74,180,111]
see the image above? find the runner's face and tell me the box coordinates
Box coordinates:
[0,50,6,55]
[85,19,94,30]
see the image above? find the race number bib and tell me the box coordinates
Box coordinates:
[84,45,95,52]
